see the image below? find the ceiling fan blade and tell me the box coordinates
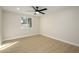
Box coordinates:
[32,6,36,11]
[39,11,45,14]
[39,8,47,11]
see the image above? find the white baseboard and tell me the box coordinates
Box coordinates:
[4,33,40,41]
[41,33,79,47]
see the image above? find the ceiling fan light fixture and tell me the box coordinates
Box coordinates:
[32,6,47,15]
[34,12,39,15]
[35,12,39,14]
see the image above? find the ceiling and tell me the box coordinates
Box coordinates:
[1,6,69,16]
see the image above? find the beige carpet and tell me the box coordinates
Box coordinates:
[0,35,79,53]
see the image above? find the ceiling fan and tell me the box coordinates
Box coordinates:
[32,6,47,15]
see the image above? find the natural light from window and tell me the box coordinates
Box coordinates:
[0,41,18,50]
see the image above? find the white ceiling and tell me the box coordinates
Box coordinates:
[1,6,68,16]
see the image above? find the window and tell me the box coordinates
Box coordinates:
[20,16,32,29]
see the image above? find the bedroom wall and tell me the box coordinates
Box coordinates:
[40,7,79,46]
[0,8,2,45]
[3,11,40,40]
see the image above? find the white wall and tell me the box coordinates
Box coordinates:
[0,8,2,45]
[3,11,40,40]
[40,7,79,46]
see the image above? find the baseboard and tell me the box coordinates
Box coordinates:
[4,33,40,41]
[41,33,79,47]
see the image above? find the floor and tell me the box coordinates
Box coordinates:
[0,35,79,53]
